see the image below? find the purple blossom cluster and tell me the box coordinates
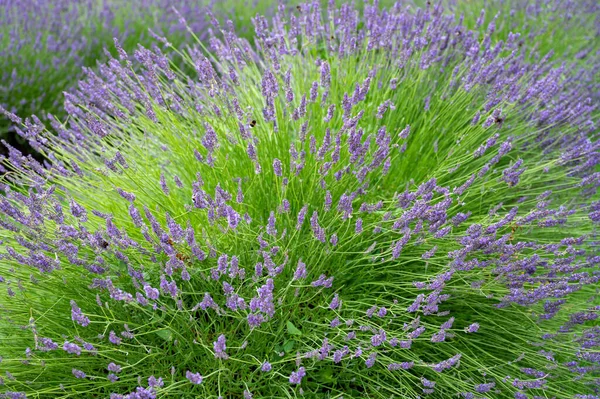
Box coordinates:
[0,1,599,398]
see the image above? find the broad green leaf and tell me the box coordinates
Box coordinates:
[319,367,335,383]
[155,329,173,341]
[286,321,302,336]
[283,340,295,353]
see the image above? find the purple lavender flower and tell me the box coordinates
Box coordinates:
[311,274,333,288]
[398,125,411,139]
[475,382,495,393]
[198,293,216,310]
[365,352,377,368]
[310,211,326,243]
[431,354,462,372]
[293,259,307,280]
[107,363,121,373]
[279,199,290,213]
[82,341,96,352]
[289,366,306,384]
[70,300,90,327]
[296,205,308,230]
[159,275,178,298]
[108,331,122,345]
[441,317,455,330]
[330,234,338,246]
[366,305,377,318]
[329,293,341,310]
[355,218,363,234]
[422,378,436,388]
[144,284,160,301]
[388,361,414,371]
[186,371,203,384]
[324,104,336,122]
[260,361,272,372]
[72,369,86,379]
[148,376,164,388]
[371,329,387,347]
[431,330,447,343]
[39,338,58,352]
[320,61,331,88]
[273,158,283,177]
[63,342,82,356]
[213,334,228,359]
[267,211,277,237]
[247,313,265,328]
[160,173,170,196]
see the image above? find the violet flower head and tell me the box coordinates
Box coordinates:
[330,234,338,246]
[72,369,86,379]
[371,329,387,347]
[365,352,377,368]
[311,274,333,288]
[39,338,58,352]
[293,259,307,280]
[272,158,283,177]
[109,331,122,345]
[329,293,341,310]
[355,218,363,234]
[107,363,121,373]
[475,382,495,393]
[267,211,277,237]
[296,205,308,230]
[148,376,164,388]
[289,366,306,385]
[260,361,272,372]
[320,61,331,88]
[422,377,436,388]
[213,334,228,359]
[63,341,82,356]
[144,284,160,301]
[70,300,90,327]
[186,371,203,384]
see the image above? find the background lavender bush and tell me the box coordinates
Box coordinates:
[0,0,280,157]
[0,1,599,398]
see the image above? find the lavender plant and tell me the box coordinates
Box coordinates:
[1,1,599,398]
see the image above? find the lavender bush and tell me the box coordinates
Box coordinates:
[0,1,599,398]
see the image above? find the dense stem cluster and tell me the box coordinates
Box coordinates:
[0,1,599,398]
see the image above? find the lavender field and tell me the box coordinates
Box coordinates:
[0,1,599,398]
